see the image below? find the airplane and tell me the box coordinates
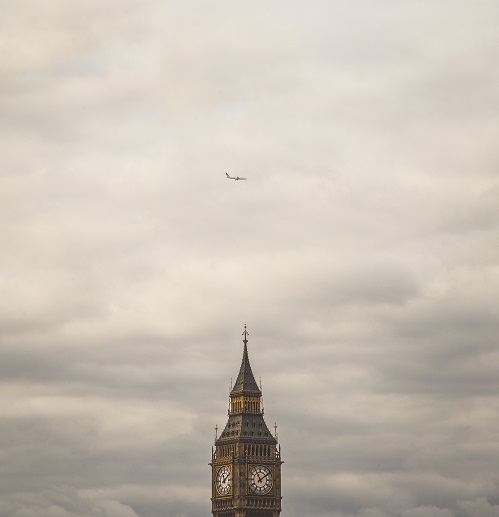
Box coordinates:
[226,173,247,181]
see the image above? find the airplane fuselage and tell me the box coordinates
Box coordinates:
[226,173,247,181]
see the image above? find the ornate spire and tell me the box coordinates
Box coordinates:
[230,325,262,396]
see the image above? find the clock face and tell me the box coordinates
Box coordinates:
[249,465,273,494]
[216,466,232,495]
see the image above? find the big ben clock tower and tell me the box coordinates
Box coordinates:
[210,326,283,517]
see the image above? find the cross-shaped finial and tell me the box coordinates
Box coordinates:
[242,324,249,343]
[274,422,278,437]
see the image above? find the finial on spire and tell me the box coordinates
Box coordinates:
[215,425,218,440]
[242,324,249,344]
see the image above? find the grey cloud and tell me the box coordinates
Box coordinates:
[1,1,499,516]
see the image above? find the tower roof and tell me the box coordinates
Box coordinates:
[230,326,262,396]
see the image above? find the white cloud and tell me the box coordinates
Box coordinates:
[457,498,499,517]
[402,507,454,517]
[0,486,139,517]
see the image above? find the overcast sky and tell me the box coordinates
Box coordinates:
[1,1,499,516]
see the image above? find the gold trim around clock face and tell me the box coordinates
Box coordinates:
[248,465,273,495]
[215,465,232,496]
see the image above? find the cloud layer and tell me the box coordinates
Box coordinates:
[1,1,499,515]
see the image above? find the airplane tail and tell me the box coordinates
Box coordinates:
[226,173,229,178]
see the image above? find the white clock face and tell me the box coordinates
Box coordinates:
[216,466,232,495]
[249,465,273,494]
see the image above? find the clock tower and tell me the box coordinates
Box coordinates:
[210,326,283,517]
